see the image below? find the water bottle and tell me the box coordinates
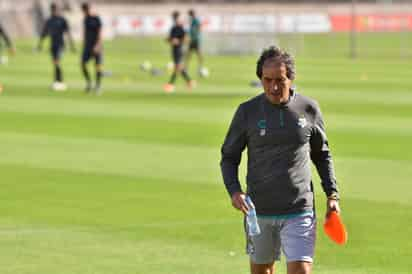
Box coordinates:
[245,196,261,236]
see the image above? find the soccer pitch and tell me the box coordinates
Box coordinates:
[0,34,411,274]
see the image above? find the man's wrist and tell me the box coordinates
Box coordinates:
[327,192,340,201]
[229,188,242,198]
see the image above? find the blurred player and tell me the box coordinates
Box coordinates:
[81,2,103,93]
[0,22,15,64]
[37,3,75,91]
[185,9,204,75]
[163,11,195,93]
[0,22,15,93]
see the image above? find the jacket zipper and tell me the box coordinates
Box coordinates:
[279,109,284,128]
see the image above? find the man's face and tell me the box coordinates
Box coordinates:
[82,6,90,16]
[176,17,183,26]
[51,5,59,15]
[261,61,291,105]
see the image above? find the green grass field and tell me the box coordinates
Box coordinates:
[1,33,412,274]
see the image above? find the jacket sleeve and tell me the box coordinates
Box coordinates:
[309,102,339,198]
[220,104,247,198]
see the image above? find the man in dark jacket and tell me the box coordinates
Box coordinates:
[220,46,341,274]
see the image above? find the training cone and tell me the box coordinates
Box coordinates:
[324,211,347,245]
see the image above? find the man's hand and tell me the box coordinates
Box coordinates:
[326,198,341,218]
[93,44,101,54]
[231,192,249,215]
[171,38,179,46]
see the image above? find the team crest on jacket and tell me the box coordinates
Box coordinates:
[298,115,307,128]
[257,120,266,136]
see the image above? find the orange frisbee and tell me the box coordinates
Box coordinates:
[323,211,348,245]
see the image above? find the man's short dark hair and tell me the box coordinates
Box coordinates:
[50,3,57,13]
[256,46,295,80]
[81,2,90,12]
[172,11,180,21]
[188,9,195,17]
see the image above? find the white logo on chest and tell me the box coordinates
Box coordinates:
[297,116,307,128]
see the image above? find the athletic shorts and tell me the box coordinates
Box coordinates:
[51,45,64,61]
[245,211,316,264]
[82,48,103,65]
[172,47,183,65]
[189,40,200,51]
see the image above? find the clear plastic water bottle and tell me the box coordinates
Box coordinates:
[245,196,261,236]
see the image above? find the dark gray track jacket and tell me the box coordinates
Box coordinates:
[220,91,339,215]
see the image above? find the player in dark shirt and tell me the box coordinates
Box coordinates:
[0,23,15,64]
[37,3,75,91]
[81,2,103,93]
[185,10,204,75]
[163,11,195,93]
[0,23,15,92]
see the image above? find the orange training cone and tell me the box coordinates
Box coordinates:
[323,211,347,245]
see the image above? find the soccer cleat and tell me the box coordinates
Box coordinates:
[163,83,175,93]
[52,82,67,92]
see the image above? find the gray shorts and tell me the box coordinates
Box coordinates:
[245,212,316,264]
